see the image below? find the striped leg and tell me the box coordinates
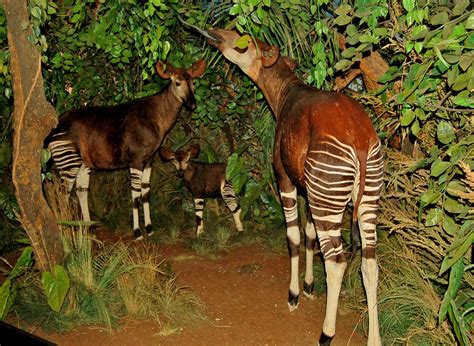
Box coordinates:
[280,187,300,310]
[359,141,383,346]
[303,220,316,299]
[220,180,243,232]
[194,198,205,235]
[305,138,356,343]
[130,167,143,240]
[141,164,153,237]
[75,164,91,222]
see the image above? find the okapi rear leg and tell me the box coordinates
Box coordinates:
[303,220,316,299]
[280,186,300,310]
[75,164,91,222]
[194,198,205,236]
[313,217,347,345]
[130,167,144,240]
[358,155,383,345]
[220,181,243,232]
[140,164,153,237]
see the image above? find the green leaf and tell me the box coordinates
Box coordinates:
[402,0,415,12]
[9,246,33,280]
[453,0,469,16]
[334,4,352,16]
[437,121,456,144]
[334,59,352,71]
[439,258,464,322]
[420,189,442,206]
[442,215,459,235]
[400,108,415,126]
[430,12,449,26]
[229,4,241,16]
[444,197,466,214]
[334,14,351,26]
[0,279,12,320]
[425,207,443,226]
[234,35,251,49]
[453,90,474,108]
[42,265,70,313]
[430,159,451,177]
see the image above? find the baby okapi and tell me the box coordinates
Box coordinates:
[46,60,206,240]
[160,144,243,235]
[187,22,384,345]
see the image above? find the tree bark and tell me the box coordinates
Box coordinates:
[2,0,63,270]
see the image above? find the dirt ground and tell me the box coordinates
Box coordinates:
[28,241,367,346]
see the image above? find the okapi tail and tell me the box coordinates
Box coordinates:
[350,150,368,258]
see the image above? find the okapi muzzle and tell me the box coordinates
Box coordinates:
[180,15,383,346]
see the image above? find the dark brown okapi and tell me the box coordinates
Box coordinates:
[187,23,384,345]
[45,60,206,240]
[160,144,243,235]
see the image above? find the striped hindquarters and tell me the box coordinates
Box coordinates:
[48,132,84,193]
[304,136,358,262]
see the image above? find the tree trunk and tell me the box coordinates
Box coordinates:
[2,0,63,270]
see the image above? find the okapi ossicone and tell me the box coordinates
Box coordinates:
[46,60,206,240]
[187,23,384,345]
[160,144,243,235]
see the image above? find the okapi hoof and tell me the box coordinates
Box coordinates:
[318,332,334,346]
[145,225,154,238]
[288,291,299,311]
[303,281,314,299]
[134,229,144,241]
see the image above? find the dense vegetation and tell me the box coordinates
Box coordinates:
[0,0,472,343]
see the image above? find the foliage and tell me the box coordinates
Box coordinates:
[0,246,33,320]
[0,0,472,341]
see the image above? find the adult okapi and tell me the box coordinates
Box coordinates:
[46,60,206,240]
[184,20,384,345]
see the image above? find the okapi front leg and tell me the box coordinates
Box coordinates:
[75,164,91,222]
[280,187,300,310]
[303,220,316,299]
[194,198,205,235]
[130,167,143,240]
[141,164,153,237]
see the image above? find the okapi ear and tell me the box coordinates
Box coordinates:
[156,61,173,79]
[159,147,175,161]
[188,144,200,158]
[188,59,206,78]
[261,45,280,68]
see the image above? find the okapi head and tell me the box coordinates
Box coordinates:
[177,17,296,83]
[156,59,206,110]
[160,144,200,177]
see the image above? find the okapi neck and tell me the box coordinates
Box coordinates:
[150,87,183,131]
[255,64,302,120]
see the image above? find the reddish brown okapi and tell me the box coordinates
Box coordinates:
[45,60,206,240]
[160,144,243,235]
[186,22,384,345]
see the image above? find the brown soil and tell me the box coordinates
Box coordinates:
[28,241,366,346]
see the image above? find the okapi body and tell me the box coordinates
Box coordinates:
[160,144,243,235]
[46,60,206,240]
[191,25,383,345]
